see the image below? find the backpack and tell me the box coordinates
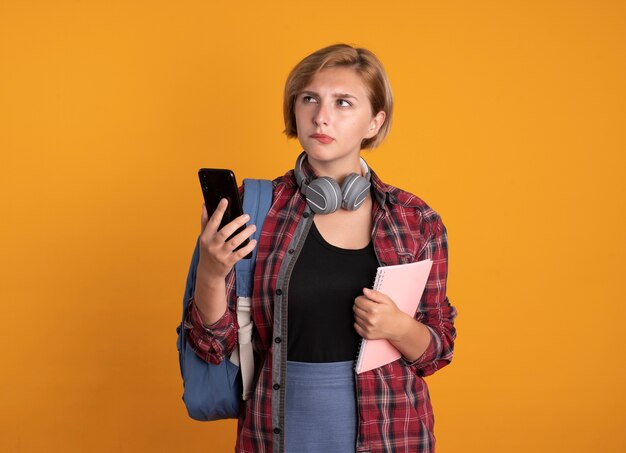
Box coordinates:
[176,179,272,421]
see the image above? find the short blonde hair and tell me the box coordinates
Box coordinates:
[283,44,393,149]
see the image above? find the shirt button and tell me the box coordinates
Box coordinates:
[273,428,281,434]
[303,212,310,218]
[288,249,295,255]
[276,289,282,296]
[274,337,282,344]
[273,384,280,390]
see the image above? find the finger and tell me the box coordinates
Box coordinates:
[232,238,258,261]
[354,296,377,312]
[354,321,375,340]
[216,213,251,242]
[354,295,370,305]
[354,305,375,323]
[353,302,375,322]
[363,288,392,305]
[353,312,370,328]
[204,198,229,235]
[224,224,257,251]
[353,299,368,314]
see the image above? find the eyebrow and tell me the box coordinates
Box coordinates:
[300,90,359,100]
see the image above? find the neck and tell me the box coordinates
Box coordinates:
[306,154,364,186]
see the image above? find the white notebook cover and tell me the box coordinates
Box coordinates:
[355,259,433,374]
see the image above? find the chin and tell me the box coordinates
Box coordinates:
[302,147,337,162]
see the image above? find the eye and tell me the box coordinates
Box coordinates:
[337,99,352,108]
[302,95,317,104]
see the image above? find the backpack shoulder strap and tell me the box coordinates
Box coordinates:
[232,178,272,400]
[235,179,273,297]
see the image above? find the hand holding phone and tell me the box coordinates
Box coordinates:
[195,169,257,311]
[198,168,252,257]
[194,170,257,326]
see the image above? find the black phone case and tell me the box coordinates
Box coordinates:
[198,168,251,258]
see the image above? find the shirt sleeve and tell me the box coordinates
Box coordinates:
[183,269,239,365]
[405,214,457,377]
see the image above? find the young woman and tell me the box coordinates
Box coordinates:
[185,44,457,453]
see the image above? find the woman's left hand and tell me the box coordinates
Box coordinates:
[353,288,411,342]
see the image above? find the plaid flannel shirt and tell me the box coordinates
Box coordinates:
[185,160,456,453]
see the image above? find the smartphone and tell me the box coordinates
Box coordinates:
[198,168,251,259]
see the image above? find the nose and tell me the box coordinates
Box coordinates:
[313,101,330,127]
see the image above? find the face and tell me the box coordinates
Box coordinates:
[294,67,385,167]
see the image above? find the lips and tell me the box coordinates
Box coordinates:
[310,133,334,144]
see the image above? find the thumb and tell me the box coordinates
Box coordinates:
[363,287,388,304]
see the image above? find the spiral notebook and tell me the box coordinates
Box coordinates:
[355,259,433,374]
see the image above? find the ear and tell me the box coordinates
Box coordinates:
[364,111,386,139]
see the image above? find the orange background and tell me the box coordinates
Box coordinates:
[1,1,625,452]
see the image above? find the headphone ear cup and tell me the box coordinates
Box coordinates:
[341,173,371,211]
[305,176,342,214]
